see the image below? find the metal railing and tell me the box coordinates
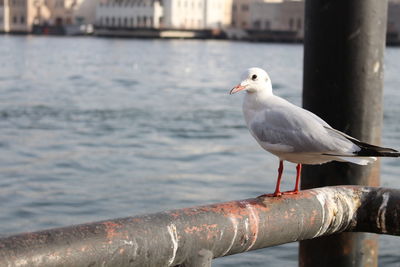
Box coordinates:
[0,186,399,266]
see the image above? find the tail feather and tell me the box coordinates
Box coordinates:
[322,126,400,157]
[351,139,400,157]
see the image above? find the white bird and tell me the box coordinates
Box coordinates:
[230,67,400,197]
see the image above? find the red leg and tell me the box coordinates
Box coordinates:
[294,163,302,192]
[258,160,284,197]
[283,163,302,195]
[273,160,284,196]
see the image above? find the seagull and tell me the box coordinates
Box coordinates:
[230,67,400,197]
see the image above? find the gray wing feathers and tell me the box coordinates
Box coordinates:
[249,104,359,154]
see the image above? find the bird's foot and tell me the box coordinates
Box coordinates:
[257,192,282,198]
[282,190,299,195]
[257,190,299,198]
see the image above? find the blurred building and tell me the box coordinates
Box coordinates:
[96,0,163,29]
[73,0,97,25]
[41,0,96,33]
[162,0,232,29]
[231,0,251,29]
[0,0,95,34]
[250,0,303,31]
[234,0,400,43]
[0,0,10,32]
[230,0,304,41]
[1,0,400,42]
[249,0,303,41]
[96,0,231,30]
[0,0,50,33]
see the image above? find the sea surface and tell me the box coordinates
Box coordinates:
[0,35,399,266]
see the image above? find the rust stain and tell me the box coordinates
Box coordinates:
[130,218,143,223]
[167,198,272,221]
[168,211,181,218]
[184,224,220,241]
[207,199,270,219]
[342,244,352,255]
[167,207,207,218]
[291,190,315,199]
[103,221,123,241]
[362,238,378,267]
[207,203,248,219]
[184,226,200,234]
[184,224,218,234]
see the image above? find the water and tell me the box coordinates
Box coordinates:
[0,35,399,266]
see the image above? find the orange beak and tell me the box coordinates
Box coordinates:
[229,84,246,95]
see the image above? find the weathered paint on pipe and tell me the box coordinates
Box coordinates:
[0,186,399,267]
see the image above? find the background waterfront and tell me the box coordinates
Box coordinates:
[0,36,399,266]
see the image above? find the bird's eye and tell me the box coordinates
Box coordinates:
[251,74,257,80]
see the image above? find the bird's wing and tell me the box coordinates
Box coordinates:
[248,102,359,154]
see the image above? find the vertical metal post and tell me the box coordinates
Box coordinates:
[300,0,388,266]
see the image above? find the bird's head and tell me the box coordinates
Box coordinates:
[230,67,272,95]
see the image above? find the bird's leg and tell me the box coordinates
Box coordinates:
[273,160,284,196]
[282,163,302,195]
[258,160,284,197]
[294,163,302,192]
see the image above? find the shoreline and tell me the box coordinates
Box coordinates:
[1,28,400,46]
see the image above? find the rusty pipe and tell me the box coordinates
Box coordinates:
[0,186,399,267]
